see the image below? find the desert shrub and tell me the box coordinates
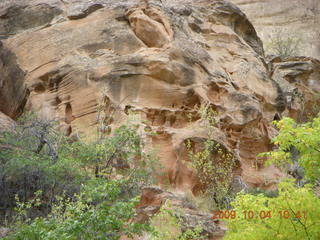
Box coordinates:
[4,178,150,240]
[71,114,160,197]
[186,138,235,209]
[224,179,320,240]
[265,29,301,58]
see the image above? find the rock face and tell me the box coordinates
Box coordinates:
[270,56,320,122]
[136,186,225,239]
[229,0,320,58]
[0,41,28,119]
[0,112,15,133]
[0,0,319,193]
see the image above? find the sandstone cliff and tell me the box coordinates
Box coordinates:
[230,0,320,58]
[0,0,319,197]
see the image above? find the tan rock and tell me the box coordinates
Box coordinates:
[2,0,318,193]
[127,8,173,48]
[0,111,15,133]
[136,186,225,239]
[271,56,320,122]
[0,41,28,118]
[230,0,320,58]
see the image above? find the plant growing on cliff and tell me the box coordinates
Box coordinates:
[77,111,159,196]
[224,179,320,240]
[186,105,236,209]
[265,29,302,58]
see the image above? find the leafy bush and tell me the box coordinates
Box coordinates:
[0,111,159,239]
[224,180,320,240]
[5,179,150,240]
[0,113,87,220]
[186,105,236,209]
[262,116,320,182]
[71,115,159,197]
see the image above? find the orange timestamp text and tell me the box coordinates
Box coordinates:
[211,210,307,220]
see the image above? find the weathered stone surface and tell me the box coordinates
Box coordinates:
[136,186,225,239]
[67,0,104,20]
[1,0,320,238]
[0,1,62,38]
[127,7,173,47]
[0,0,290,191]
[2,0,320,194]
[271,56,320,122]
[230,0,320,58]
[0,111,15,133]
[0,41,28,118]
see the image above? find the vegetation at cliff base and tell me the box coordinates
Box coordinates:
[0,113,155,239]
[1,112,320,240]
[224,180,320,240]
[225,116,320,240]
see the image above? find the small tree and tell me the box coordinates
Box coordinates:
[266,29,301,58]
[0,113,87,221]
[186,105,236,209]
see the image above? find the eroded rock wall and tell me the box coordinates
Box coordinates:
[0,41,28,119]
[230,0,320,58]
[1,0,319,193]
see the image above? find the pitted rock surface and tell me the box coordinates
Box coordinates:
[0,0,319,193]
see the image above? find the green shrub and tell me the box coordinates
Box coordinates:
[0,113,87,220]
[186,105,236,209]
[5,179,150,240]
[261,116,320,182]
[224,179,320,240]
[0,111,158,238]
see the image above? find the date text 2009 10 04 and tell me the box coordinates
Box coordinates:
[211,210,307,220]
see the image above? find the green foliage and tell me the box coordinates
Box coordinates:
[0,113,87,220]
[224,179,320,240]
[5,179,150,240]
[261,117,320,182]
[186,139,235,209]
[186,105,236,209]
[72,112,160,195]
[150,201,205,240]
[247,188,279,198]
[266,29,301,57]
[0,111,159,238]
